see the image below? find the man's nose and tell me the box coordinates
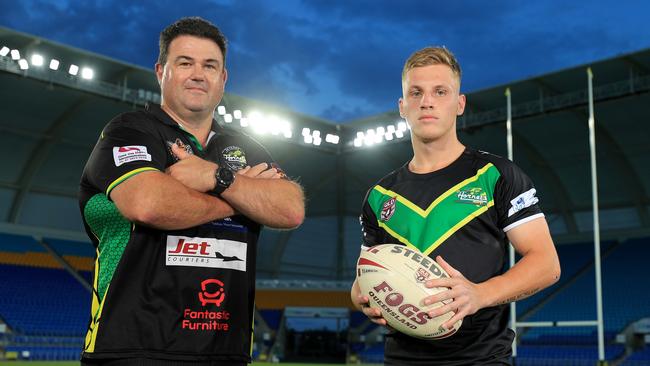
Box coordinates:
[420,92,434,109]
[190,64,206,80]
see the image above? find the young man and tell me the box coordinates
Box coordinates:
[351,47,561,365]
[79,17,304,365]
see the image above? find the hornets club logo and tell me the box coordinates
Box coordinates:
[222,146,247,171]
[380,197,397,222]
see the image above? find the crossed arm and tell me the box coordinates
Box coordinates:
[351,217,561,328]
[110,144,305,230]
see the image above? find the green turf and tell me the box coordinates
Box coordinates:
[0,362,379,366]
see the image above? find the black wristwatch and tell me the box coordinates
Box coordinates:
[212,166,235,195]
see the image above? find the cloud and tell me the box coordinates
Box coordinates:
[2,0,649,123]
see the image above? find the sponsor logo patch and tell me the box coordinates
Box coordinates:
[112,146,152,166]
[456,187,488,206]
[222,145,247,171]
[181,278,231,332]
[166,236,247,272]
[508,188,539,217]
[380,197,397,221]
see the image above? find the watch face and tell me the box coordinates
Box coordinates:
[218,167,234,186]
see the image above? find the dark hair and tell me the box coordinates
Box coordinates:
[158,17,228,66]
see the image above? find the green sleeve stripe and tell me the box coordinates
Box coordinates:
[105,167,159,196]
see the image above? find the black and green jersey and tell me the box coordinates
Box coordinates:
[360,147,544,366]
[78,103,277,364]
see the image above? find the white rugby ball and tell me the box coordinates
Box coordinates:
[356,244,461,340]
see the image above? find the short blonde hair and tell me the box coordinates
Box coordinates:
[402,46,461,83]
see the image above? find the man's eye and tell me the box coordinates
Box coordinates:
[436,89,448,96]
[410,90,421,97]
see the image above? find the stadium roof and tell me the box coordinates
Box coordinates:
[1,26,649,283]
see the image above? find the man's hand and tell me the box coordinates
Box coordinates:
[351,279,388,327]
[166,142,218,192]
[356,295,388,326]
[423,256,485,329]
[237,163,284,179]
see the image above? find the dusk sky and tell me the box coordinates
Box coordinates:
[1,0,649,123]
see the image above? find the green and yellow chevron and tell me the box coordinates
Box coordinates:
[368,163,500,255]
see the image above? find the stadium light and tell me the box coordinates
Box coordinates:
[356,131,364,139]
[325,134,339,144]
[376,126,385,136]
[217,105,226,115]
[240,117,249,127]
[385,132,394,141]
[387,124,395,133]
[354,138,363,147]
[312,130,321,138]
[30,54,44,66]
[302,127,310,137]
[249,111,267,134]
[0,46,9,57]
[268,116,281,135]
[10,49,20,60]
[395,130,404,138]
[363,135,374,146]
[68,64,79,76]
[18,59,28,70]
[233,109,242,119]
[279,119,292,138]
[224,113,233,123]
[81,67,94,80]
[304,135,313,144]
[397,121,407,132]
[313,136,322,146]
[49,59,60,70]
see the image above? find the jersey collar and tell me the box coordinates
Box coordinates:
[145,102,224,135]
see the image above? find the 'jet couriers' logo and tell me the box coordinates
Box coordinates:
[222,145,247,171]
[182,279,231,332]
[166,236,247,272]
[380,197,397,221]
[456,187,488,206]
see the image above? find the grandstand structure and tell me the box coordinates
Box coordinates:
[1,25,650,364]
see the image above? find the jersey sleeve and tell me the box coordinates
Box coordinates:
[359,188,385,249]
[84,120,168,198]
[238,136,290,179]
[494,161,544,232]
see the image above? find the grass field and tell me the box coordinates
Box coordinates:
[0,362,375,366]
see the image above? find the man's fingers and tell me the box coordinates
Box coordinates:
[257,168,279,179]
[171,141,190,160]
[236,166,251,175]
[442,311,464,330]
[425,277,454,289]
[436,255,462,277]
[248,162,269,176]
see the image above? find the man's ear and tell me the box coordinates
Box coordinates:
[155,63,164,85]
[457,94,466,116]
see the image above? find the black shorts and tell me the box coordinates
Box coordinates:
[81,359,246,366]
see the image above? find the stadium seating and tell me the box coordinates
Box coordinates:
[0,233,91,360]
[621,345,650,365]
[2,230,649,363]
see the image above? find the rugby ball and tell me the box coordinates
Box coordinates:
[356,244,462,340]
